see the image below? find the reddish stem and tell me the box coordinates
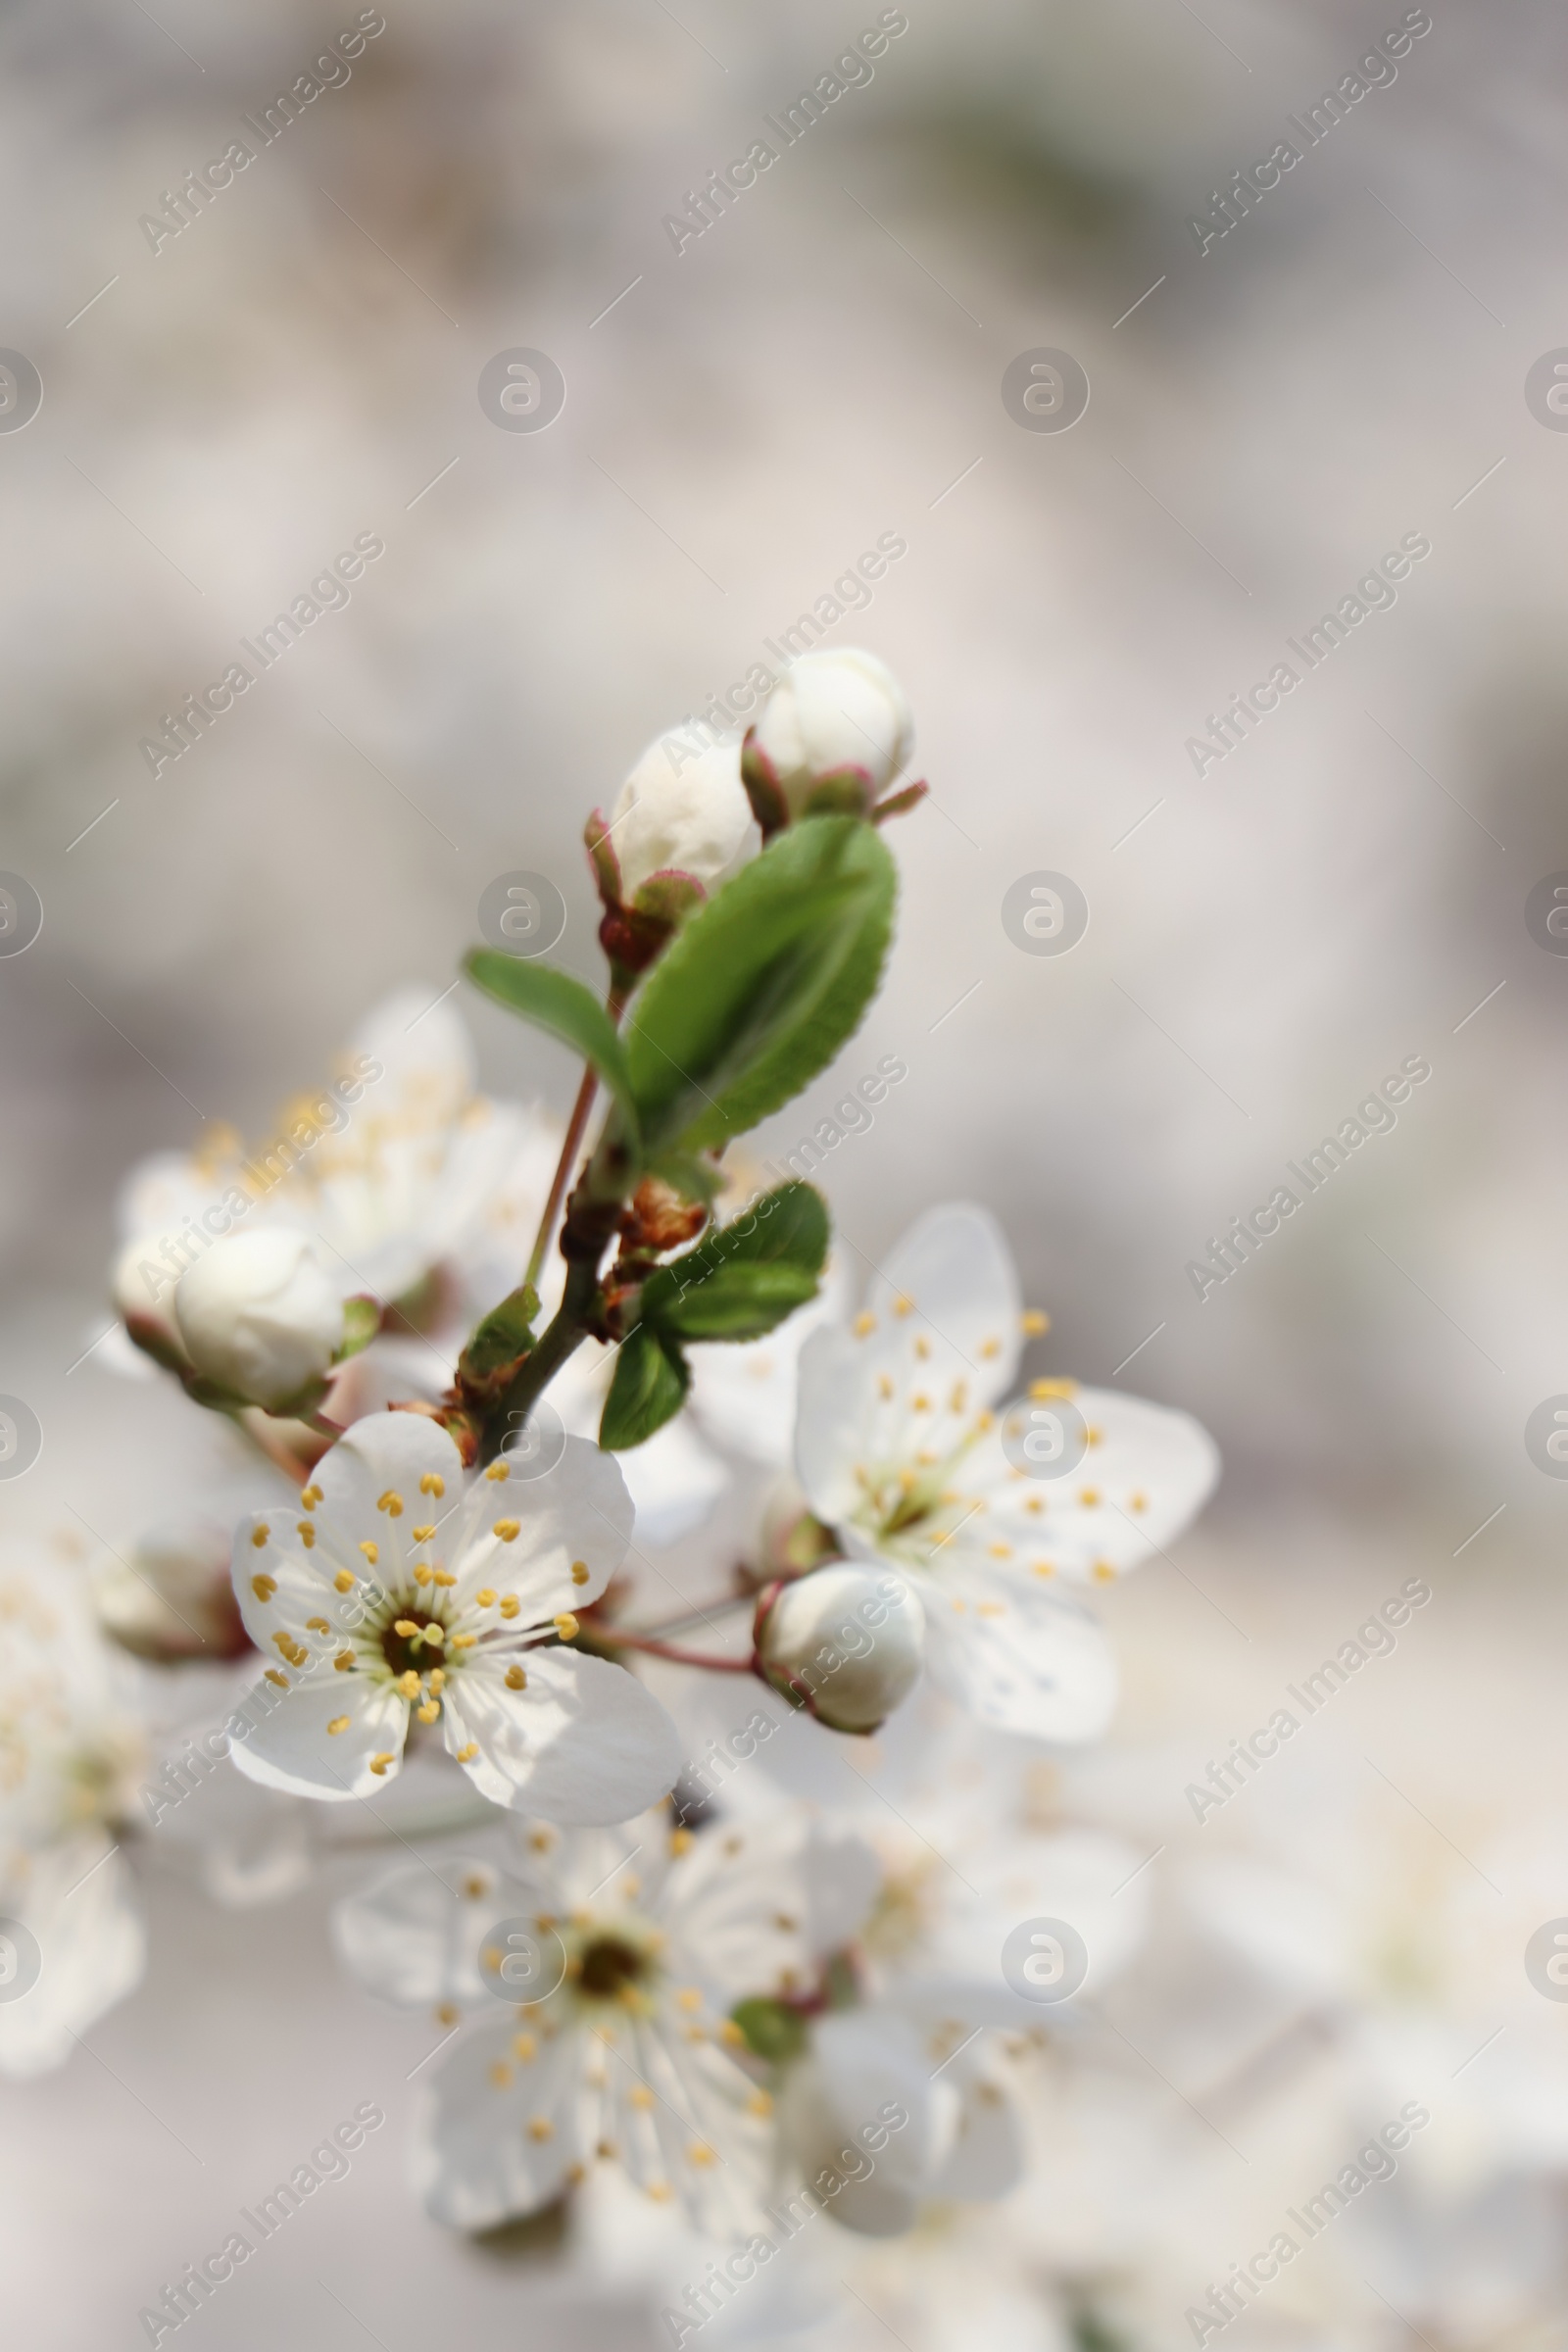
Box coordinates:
[523,984,626,1290]
[593,1625,759,1674]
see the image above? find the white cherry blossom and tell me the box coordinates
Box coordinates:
[225,1412,681,1824]
[794,1203,1219,1739]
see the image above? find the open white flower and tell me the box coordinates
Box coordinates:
[794,1204,1219,1739]
[225,1412,681,1823]
[609,735,760,901]
[335,1810,878,2232]
[752,649,913,817]
[0,1552,149,2076]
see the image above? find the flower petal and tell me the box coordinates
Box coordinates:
[331,1857,531,2008]
[973,1383,1220,1585]
[915,1567,1118,1741]
[443,1649,681,1826]
[0,1835,145,2080]
[449,1434,633,1617]
[412,2011,580,2227]
[227,1668,409,1801]
[312,1411,466,1536]
[872,1204,1022,1401]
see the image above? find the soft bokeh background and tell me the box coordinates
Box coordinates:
[4,0,1568,2344]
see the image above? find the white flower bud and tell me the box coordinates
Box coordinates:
[756,1563,923,1734]
[174,1227,346,1410]
[112,1235,186,1356]
[609,735,760,902]
[753,649,913,817]
[96,1514,247,1662]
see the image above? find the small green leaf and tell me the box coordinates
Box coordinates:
[729,1996,808,2065]
[466,954,639,1138]
[639,1182,829,1343]
[459,1284,539,1385]
[333,1296,381,1363]
[622,819,896,1154]
[600,1323,689,1450]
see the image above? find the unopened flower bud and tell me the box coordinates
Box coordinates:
[112,1235,187,1362]
[755,1563,923,1734]
[609,735,760,902]
[752,650,913,819]
[96,1514,248,1662]
[174,1226,346,1411]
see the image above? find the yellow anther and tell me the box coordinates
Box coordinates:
[914,1334,931,1360]
[853,1310,876,1337]
[676,1987,702,2012]
[977,1601,1004,1617]
[555,1614,578,1642]
[359,1542,378,1566]
[416,1701,440,1724]
[747,2089,773,2117]
[877,1374,894,1399]
[251,1573,276,1601]
[413,1565,433,1587]
[629,2086,654,2111]
[565,2162,585,2185]
[265,1669,289,1689]
[912,1393,932,1412]
[485,1461,510,1482]
[1024,1494,1045,1515]
[272,1632,301,1659]
[514,2032,537,2061]
[394,1618,420,1637]
[433,1569,457,1587]
[377,1491,404,1517]
[647,2182,672,2202]
[688,2142,715,2166]
[1087,1426,1103,1447]
[988,1543,1012,1560]
[892,1294,913,1318]
[570,1560,590,1586]
[1129,1491,1148,1513]
[306,1615,332,1635]
[450,1632,476,1648]
[669,1828,693,1857]
[427,1667,446,1692]
[298,1523,316,1548]
[412,1524,435,1543]
[456,1742,478,1762]
[527,2116,554,2140]
[980,1337,1001,1359]
[368,1752,395,1775]
[490,2061,513,2089]
[418,1472,445,1497]
[1030,1377,1078,1400]
[398,1671,420,1697]
[718,2020,744,2047]
[436,2001,459,2026]
[1021,1309,1050,1336]
[1078,1488,1101,1507]
[493,1519,520,1543]
[334,1648,355,1670]
[333,1569,355,1592]
[1093,1560,1117,1582]
[596,2139,617,2161]
[1033,1560,1056,1578]
[301,1485,323,1508]
[475,1588,497,1607]
[975,1410,995,1433]
[499,1594,520,1621]
[327,1715,350,1736]
[251,1525,270,1548]
[505,1665,527,1690]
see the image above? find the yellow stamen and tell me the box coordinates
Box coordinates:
[432,1568,456,1587]
[570,1560,590,1586]
[359,1541,378,1566]
[327,1715,350,1736]
[412,1524,435,1543]
[306,1615,331,1635]
[251,1573,276,1601]
[1030,1377,1078,1400]
[490,2061,513,2089]
[485,1462,510,1483]
[298,1524,316,1548]
[418,1472,445,1496]
[399,1671,421,1697]
[853,1310,876,1337]
[669,1828,693,1857]
[747,2089,773,2117]
[475,1588,497,1607]
[301,1485,322,1508]
[334,1649,355,1671]
[555,1614,578,1641]
[427,1668,446,1692]
[450,1632,477,1648]
[514,2032,537,2061]
[1021,1308,1050,1336]
[369,1752,395,1775]
[505,1665,527,1690]
[265,1669,289,1689]
[394,1618,420,1637]
[333,1569,355,1592]
[456,1742,478,1762]
[414,1565,433,1587]
[493,1519,520,1543]
[416,1700,440,1724]
[251,1525,270,1548]
[527,2116,553,2140]
[499,1595,520,1620]
[377,1491,404,1517]
[629,2085,654,2111]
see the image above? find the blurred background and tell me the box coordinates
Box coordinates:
[4,0,1568,2343]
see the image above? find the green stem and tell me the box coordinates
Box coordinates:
[479,1256,599,1464]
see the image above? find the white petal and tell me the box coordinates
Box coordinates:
[780,2009,956,2235]
[348,985,477,1128]
[874,1203,1022,1401]
[412,2011,580,2227]
[974,1383,1219,1585]
[448,1436,633,1618]
[0,1836,146,2079]
[227,1668,409,1800]
[923,2054,1024,2203]
[915,1566,1118,1741]
[231,1509,347,1658]
[688,1256,851,1467]
[332,1857,531,2007]
[312,1411,466,1532]
[444,1649,681,1826]
[665,1817,880,1997]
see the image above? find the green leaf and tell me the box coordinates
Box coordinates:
[640,1181,830,1343]
[333,1296,381,1363]
[600,1324,689,1450]
[621,819,896,1153]
[729,1996,808,2065]
[466,953,639,1138]
[458,1284,538,1386]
